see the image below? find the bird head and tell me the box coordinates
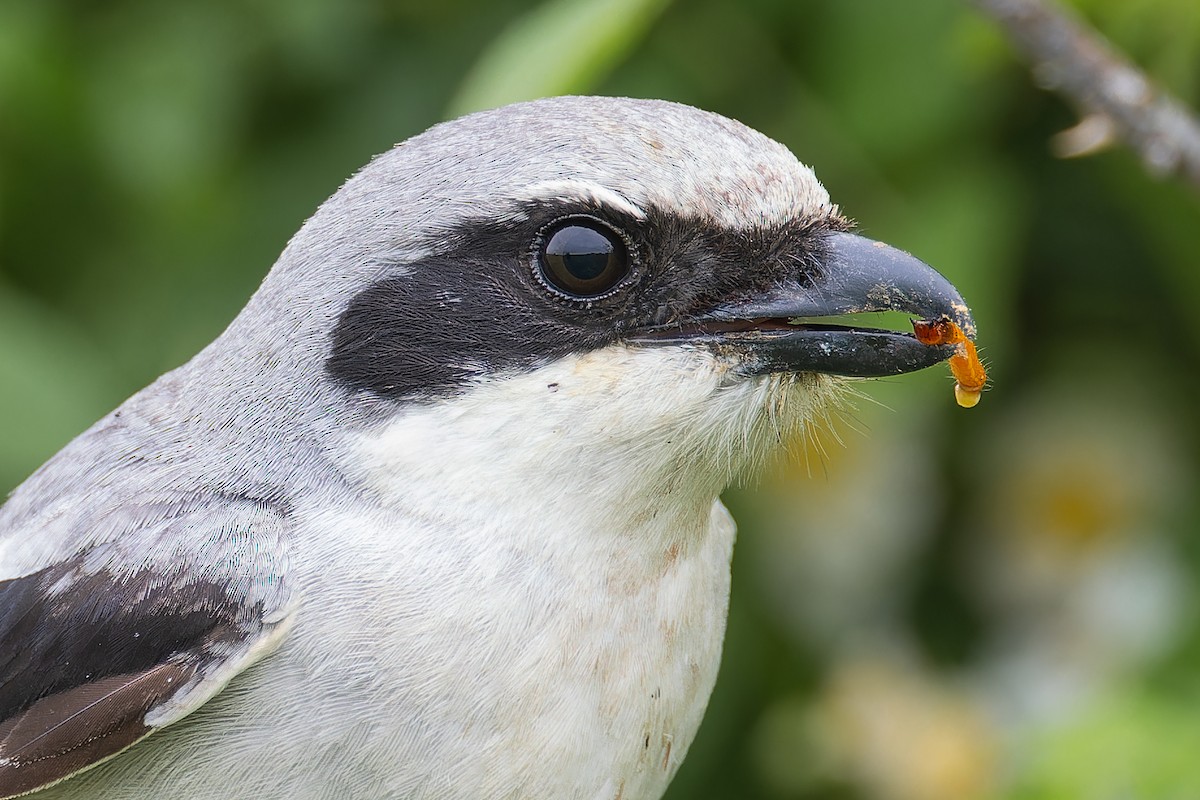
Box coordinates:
[213,97,972,513]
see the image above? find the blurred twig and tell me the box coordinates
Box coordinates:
[972,0,1200,189]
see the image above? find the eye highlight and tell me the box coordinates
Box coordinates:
[536,216,630,299]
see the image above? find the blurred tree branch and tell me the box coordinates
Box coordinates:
[971,0,1200,190]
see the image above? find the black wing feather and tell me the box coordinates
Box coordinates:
[0,547,271,799]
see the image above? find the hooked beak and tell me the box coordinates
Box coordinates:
[631,231,975,378]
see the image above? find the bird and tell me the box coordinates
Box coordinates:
[0,96,973,800]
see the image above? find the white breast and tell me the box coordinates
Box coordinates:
[282,494,737,800]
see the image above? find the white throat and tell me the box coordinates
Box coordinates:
[346,343,835,545]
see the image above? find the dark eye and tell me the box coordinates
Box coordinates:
[537,217,630,299]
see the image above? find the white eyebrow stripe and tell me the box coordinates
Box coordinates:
[516,180,648,220]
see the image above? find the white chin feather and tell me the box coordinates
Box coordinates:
[346,343,843,523]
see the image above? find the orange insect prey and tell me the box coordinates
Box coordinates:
[911,317,986,408]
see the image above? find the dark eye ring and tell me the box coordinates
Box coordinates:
[534,216,631,300]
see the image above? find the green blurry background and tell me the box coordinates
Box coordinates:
[3,0,1199,797]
